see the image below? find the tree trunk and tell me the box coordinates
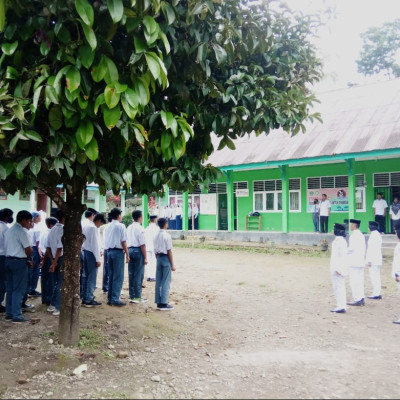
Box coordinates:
[58,185,85,346]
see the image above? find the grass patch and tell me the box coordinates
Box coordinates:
[78,328,103,350]
[237,281,246,286]
[57,353,69,369]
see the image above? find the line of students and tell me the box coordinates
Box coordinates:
[330,218,400,323]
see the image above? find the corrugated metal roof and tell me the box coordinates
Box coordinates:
[207,79,400,167]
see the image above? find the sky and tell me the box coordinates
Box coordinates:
[282,0,400,92]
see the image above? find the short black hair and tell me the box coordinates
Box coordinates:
[45,217,58,228]
[132,210,142,221]
[85,210,94,218]
[150,215,157,222]
[0,208,13,221]
[55,209,65,222]
[157,217,167,229]
[16,210,32,223]
[94,213,106,224]
[109,208,122,220]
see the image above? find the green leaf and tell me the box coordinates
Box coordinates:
[78,45,95,69]
[9,135,18,151]
[190,2,205,15]
[12,103,24,121]
[160,110,174,129]
[134,35,147,53]
[125,88,139,108]
[54,158,64,175]
[24,130,43,142]
[94,93,105,114]
[1,40,18,56]
[161,130,172,153]
[29,156,41,176]
[85,137,99,161]
[54,66,70,87]
[45,85,59,106]
[121,95,137,119]
[225,137,235,150]
[122,169,133,188]
[145,52,161,80]
[212,43,227,65]
[103,56,119,84]
[80,20,97,50]
[134,78,149,106]
[142,15,159,45]
[111,172,124,186]
[49,106,63,130]
[159,31,170,55]
[5,66,19,79]
[65,66,81,92]
[54,22,71,44]
[103,104,121,130]
[16,157,31,174]
[98,166,112,187]
[104,85,121,109]
[0,0,5,32]
[0,164,6,180]
[107,0,124,23]
[161,2,176,25]
[76,119,94,149]
[91,57,107,82]
[75,0,94,27]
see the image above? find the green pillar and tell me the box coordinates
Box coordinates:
[226,171,234,232]
[182,191,188,231]
[346,159,355,220]
[279,165,289,233]
[142,194,149,228]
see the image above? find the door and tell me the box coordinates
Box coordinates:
[374,187,390,233]
[218,193,228,230]
[390,186,400,233]
[36,191,48,214]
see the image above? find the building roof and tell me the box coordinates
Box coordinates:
[207,79,400,168]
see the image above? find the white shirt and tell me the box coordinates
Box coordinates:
[170,206,176,220]
[154,229,172,255]
[390,204,400,221]
[330,236,348,276]
[0,221,9,256]
[365,230,382,266]
[319,200,331,217]
[103,220,127,250]
[311,204,319,214]
[82,221,101,262]
[348,229,366,267]
[5,223,31,258]
[192,205,199,218]
[47,223,64,258]
[145,223,160,252]
[102,224,110,250]
[39,228,50,254]
[127,221,146,247]
[373,199,388,216]
[31,223,42,247]
[188,206,192,218]
[392,242,400,278]
[81,218,92,230]
[175,206,182,216]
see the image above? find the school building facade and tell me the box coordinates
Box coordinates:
[157,79,400,235]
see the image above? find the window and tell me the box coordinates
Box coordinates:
[373,172,400,187]
[356,188,366,212]
[84,189,96,203]
[289,178,301,212]
[208,182,227,194]
[253,179,282,212]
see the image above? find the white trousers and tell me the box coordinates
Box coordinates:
[349,266,365,302]
[331,272,347,310]
[368,265,382,296]
[146,250,156,279]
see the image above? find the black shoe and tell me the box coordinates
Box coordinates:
[147,278,151,282]
[110,301,126,307]
[367,295,382,300]
[148,278,156,282]
[28,290,41,297]
[83,300,102,307]
[393,320,400,325]
[103,290,108,293]
[347,300,365,306]
[330,309,346,313]
[0,305,5,313]
[12,316,30,323]
[5,315,12,321]
[22,303,35,312]
[157,303,174,311]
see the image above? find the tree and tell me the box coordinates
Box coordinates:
[357,19,400,79]
[0,0,322,345]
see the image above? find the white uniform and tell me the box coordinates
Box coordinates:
[82,221,101,262]
[4,223,31,258]
[348,229,366,302]
[47,223,64,258]
[145,222,160,279]
[0,221,9,256]
[39,228,50,255]
[330,236,348,310]
[365,230,383,297]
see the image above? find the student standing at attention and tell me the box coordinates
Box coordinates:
[319,194,331,233]
[0,208,14,313]
[329,223,348,313]
[154,218,175,311]
[365,221,383,300]
[145,215,159,282]
[373,192,388,233]
[105,208,129,307]
[347,219,366,307]
[127,210,148,304]
[4,210,33,323]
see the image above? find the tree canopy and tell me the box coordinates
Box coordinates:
[356,19,400,79]
[0,0,323,345]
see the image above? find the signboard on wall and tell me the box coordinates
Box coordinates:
[236,189,249,197]
[200,193,217,215]
[307,187,348,212]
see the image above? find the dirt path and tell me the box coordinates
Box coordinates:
[1,246,400,399]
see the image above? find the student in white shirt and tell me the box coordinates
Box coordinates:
[39,217,58,305]
[347,219,366,307]
[127,210,147,303]
[175,204,182,230]
[154,218,175,311]
[373,192,388,233]
[145,215,160,282]
[82,214,106,307]
[319,194,331,233]
[392,222,400,324]
[192,203,199,230]
[311,199,319,232]
[0,208,13,313]
[365,221,383,300]
[47,210,65,316]
[4,210,33,323]
[27,211,42,297]
[390,197,400,233]
[105,208,129,307]
[329,223,348,313]
[169,204,176,230]
[102,214,112,293]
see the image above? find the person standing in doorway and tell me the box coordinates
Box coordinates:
[365,221,383,300]
[154,218,175,310]
[329,223,348,313]
[0,208,14,313]
[390,197,400,234]
[347,219,366,307]
[373,192,388,233]
[105,208,129,307]
[311,199,320,232]
[145,215,159,282]
[127,210,147,304]
[319,194,331,233]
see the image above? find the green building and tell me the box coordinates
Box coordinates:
[157,79,400,235]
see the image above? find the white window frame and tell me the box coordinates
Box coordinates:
[289,178,301,213]
[355,187,366,212]
[253,179,282,213]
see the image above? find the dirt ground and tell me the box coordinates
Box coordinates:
[1,244,400,399]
